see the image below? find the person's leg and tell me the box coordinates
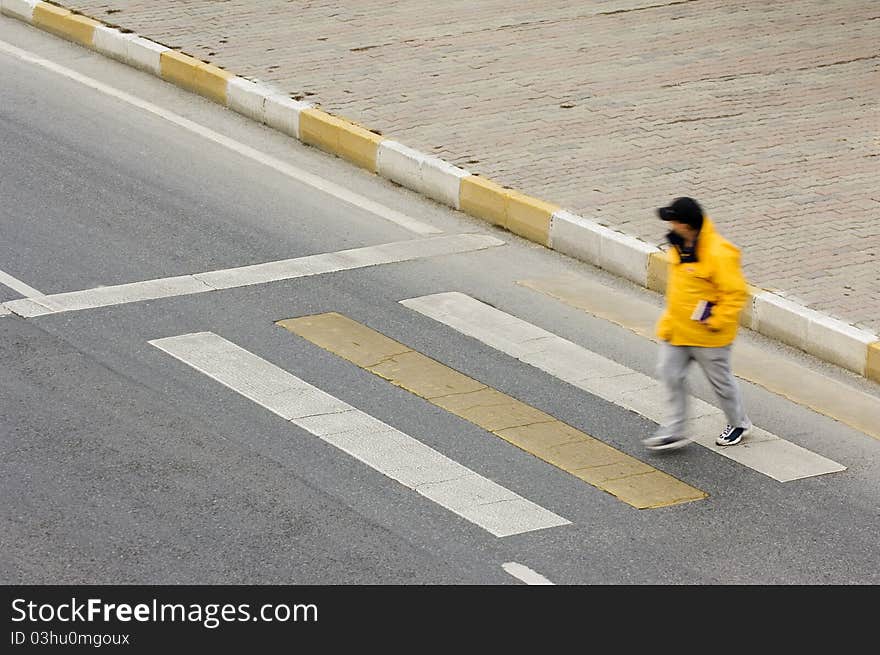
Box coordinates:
[643,342,692,449]
[692,345,751,445]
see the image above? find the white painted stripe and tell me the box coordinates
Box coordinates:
[376,140,469,210]
[0,39,441,236]
[4,276,212,317]
[192,233,501,290]
[226,76,269,123]
[263,93,311,140]
[550,210,654,287]
[1,234,503,317]
[92,25,130,64]
[92,26,168,76]
[401,292,846,482]
[0,306,11,317]
[123,35,168,76]
[149,332,570,538]
[2,296,58,317]
[377,141,425,196]
[502,562,555,585]
[807,313,875,375]
[0,0,37,22]
[0,268,43,297]
[752,290,876,375]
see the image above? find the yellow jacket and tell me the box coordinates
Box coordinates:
[656,217,747,347]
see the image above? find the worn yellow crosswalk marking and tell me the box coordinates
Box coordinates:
[277,312,707,509]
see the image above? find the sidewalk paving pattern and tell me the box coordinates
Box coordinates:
[10,2,880,337]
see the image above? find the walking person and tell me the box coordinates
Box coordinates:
[642,197,753,451]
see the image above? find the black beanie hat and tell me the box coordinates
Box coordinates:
[657,197,703,230]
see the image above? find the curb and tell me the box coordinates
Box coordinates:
[4,0,879,384]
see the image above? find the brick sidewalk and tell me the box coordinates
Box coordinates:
[62,0,880,332]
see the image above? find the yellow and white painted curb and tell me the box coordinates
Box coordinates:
[4,0,878,383]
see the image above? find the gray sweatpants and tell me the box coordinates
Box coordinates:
[656,342,750,437]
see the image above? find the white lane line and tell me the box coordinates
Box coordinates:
[0,268,43,297]
[400,292,847,482]
[502,562,555,585]
[0,38,441,236]
[2,234,503,317]
[149,331,570,538]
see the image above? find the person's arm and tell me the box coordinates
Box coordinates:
[656,309,673,341]
[705,245,747,331]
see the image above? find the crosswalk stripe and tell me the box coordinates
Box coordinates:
[400,292,846,482]
[502,562,555,585]
[2,234,504,318]
[149,331,569,538]
[278,313,707,509]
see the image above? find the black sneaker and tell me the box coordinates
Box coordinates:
[716,424,752,446]
[642,434,692,451]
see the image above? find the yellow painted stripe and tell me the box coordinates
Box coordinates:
[277,312,707,509]
[646,250,668,293]
[867,342,880,384]
[506,190,555,246]
[299,108,383,172]
[460,175,508,227]
[337,119,383,172]
[193,62,233,105]
[33,2,100,47]
[159,50,232,105]
[459,176,554,246]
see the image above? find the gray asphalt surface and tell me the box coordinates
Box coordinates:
[1,16,878,585]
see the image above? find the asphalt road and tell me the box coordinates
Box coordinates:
[1,16,878,585]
